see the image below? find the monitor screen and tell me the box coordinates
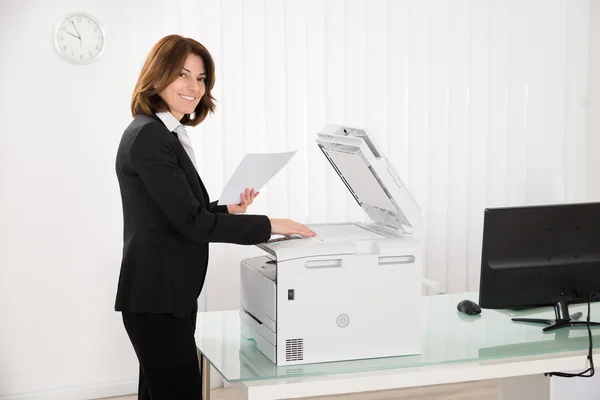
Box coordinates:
[478,202,600,310]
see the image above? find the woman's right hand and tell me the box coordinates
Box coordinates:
[269,218,316,237]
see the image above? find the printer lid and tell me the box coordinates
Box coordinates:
[316,125,423,233]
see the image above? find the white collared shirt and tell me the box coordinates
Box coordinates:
[156,112,197,170]
[156,111,182,133]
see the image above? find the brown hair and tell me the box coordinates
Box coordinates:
[130,35,216,127]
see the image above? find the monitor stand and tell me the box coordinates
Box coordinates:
[512,301,600,332]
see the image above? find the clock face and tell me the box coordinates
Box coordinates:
[54,13,105,64]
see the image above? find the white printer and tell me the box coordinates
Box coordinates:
[240,125,425,366]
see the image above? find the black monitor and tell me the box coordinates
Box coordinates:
[478,202,600,332]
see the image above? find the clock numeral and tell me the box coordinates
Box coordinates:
[88,19,91,24]
[94,27,97,32]
[97,36,101,40]
[77,17,82,22]
[60,36,64,41]
[61,26,67,31]
[89,52,93,57]
[71,52,74,56]
[96,45,99,50]
[80,54,83,60]
[63,46,67,50]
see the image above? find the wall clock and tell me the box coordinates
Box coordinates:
[54,13,105,64]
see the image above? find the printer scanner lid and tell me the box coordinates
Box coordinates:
[317,125,423,233]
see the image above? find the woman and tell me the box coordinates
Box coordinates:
[114,34,315,399]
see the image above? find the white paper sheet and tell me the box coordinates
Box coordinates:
[218,151,297,205]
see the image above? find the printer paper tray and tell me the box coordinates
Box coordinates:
[240,308,276,346]
[241,315,276,364]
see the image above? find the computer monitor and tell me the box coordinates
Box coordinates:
[478,202,600,332]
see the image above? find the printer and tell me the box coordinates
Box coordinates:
[240,125,425,366]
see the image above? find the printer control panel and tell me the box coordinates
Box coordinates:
[257,234,322,256]
[262,234,321,251]
[267,234,303,244]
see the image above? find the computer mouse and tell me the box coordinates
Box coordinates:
[457,299,481,315]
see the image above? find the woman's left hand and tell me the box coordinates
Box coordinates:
[227,188,259,214]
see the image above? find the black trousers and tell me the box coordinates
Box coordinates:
[122,307,202,400]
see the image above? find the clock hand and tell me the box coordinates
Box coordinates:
[66,31,80,39]
[70,21,82,46]
[70,21,81,38]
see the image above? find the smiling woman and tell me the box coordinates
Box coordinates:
[114,34,315,400]
[158,57,207,120]
[130,35,216,126]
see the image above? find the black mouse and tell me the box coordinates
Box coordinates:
[457,299,481,315]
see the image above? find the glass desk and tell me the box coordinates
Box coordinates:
[195,292,600,399]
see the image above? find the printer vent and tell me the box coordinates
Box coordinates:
[285,338,304,362]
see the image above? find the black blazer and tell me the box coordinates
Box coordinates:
[114,113,271,317]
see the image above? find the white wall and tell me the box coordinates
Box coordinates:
[0,0,595,399]
[587,0,600,200]
[0,0,201,398]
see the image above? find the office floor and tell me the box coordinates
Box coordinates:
[102,379,498,400]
